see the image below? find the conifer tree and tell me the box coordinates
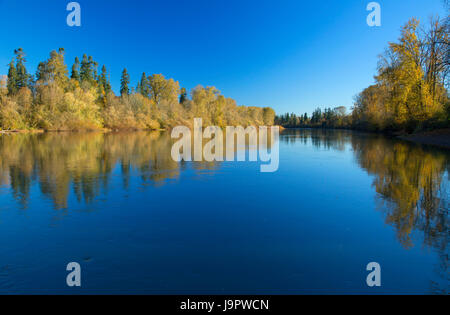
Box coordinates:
[90,56,99,82]
[35,61,48,82]
[14,48,29,90]
[179,87,188,104]
[80,54,92,83]
[71,57,80,81]
[7,60,18,95]
[80,54,89,82]
[120,68,130,96]
[138,72,149,96]
[98,65,112,95]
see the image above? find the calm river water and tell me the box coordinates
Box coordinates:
[0,129,448,294]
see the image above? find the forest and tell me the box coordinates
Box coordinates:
[0,49,276,131]
[276,17,449,133]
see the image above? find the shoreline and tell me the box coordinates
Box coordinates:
[0,128,162,134]
[0,125,285,134]
[398,129,450,149]
[280,127,450,150]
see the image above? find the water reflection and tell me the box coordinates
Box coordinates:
[280,128,352,151]
[1,131,448,237]
[283,130,448,244]
[0,130,448,293]
[350,134,448,294]
[282,129,449,293]
[0,132,219,210]
[351,135,448,248]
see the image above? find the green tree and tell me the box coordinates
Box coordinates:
[36,61,48,82]
[7,60,18,95]
[179,87,188,104]
[137,72,149,96]
[120,68,130,96]
[90,56,99,81]
[98,65,112,94]
[80,54,97,85]
[71,57,80,81]
[14,48,30,90]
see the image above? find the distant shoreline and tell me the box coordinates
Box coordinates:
[281,127,450,150]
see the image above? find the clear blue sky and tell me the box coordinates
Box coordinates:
[0,0,447,115]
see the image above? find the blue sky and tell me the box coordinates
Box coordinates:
[0,0,447,115]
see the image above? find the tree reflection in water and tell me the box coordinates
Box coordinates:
[351,134,448,294]
[0,132,219,210]
[0,130,448,293]
[282,129,449,294]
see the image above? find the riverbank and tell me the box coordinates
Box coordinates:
[280,127,450,150]
[0,128,157,134]
[0,125,284,134]
[398,129,450,149]
[0,129,45,134]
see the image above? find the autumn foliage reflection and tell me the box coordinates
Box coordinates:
[0,132,217,209]
[351,137,448,250]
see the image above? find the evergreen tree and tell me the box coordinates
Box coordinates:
[138,72,149,96]
[98,65,112,95]
[80,54,89,82]
[80,54,93,84]
[90,56,99,81]
[14,48,30,89]
[7,60,18,95]
[35,61,48,82]
[120,68,130,96]
[71,57,80,81]
[179,87,188,104]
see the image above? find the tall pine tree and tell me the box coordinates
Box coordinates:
[98,65,112,95]
[80,54,95,84]
[35,61,48,82]
[14,48,29,90]
[138,72,149,96]
[179,87,188,104]
[7,60,18,95]
[71,57,80,81]
[90,56,98,82]
[120,68,130,96]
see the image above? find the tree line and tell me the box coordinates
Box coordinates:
[275,106,350,129]
[0,49,276,131]
[277,17,449,133]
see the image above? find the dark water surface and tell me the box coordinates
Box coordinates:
[0,129,448,294]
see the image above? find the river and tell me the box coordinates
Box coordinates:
[0,129,448,294]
